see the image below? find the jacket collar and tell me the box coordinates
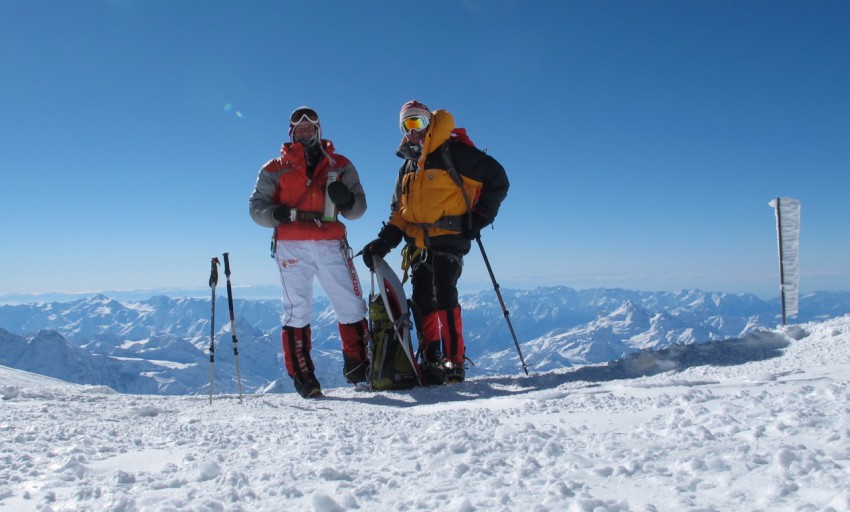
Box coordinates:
[281,139,336,158]
[396,141,421,161]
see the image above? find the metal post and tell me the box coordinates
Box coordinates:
[775,198,787,326]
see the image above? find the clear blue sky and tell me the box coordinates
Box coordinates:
[2,0,849,303]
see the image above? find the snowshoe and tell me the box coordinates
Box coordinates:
[368,256,425,389]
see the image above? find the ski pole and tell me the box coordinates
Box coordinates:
[475,235,529,375]
[222,253,244,403]
[208,257,220,404]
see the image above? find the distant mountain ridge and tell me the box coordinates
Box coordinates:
[1,287,848,394]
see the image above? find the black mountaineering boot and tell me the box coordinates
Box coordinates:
[343,355,369,384]
[293,374,322,398]
[421,341,446,386]
[443,360,465,383]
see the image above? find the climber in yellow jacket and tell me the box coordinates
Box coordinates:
[362,100,509,384]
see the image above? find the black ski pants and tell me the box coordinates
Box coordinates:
[410,248,464,317]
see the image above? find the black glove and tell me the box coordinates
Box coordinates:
[462,212,492,240]
[327,181,355,210]
[362,238,391,270]
[273,205,294,224]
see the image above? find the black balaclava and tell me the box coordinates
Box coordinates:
[289,106,323,176]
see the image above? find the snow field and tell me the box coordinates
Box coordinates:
[1,316,849,511]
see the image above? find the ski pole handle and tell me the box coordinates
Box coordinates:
[222,253,236,324]
[209,257,220,288]
[223,252,232,278]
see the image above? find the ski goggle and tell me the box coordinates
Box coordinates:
[400,115,429,135]
[290,107,319,126]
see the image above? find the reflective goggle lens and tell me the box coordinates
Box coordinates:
[401,116,428,134]
[290,108,319,125]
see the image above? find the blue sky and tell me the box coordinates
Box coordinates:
[1,0,849,303]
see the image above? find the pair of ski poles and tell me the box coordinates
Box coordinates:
[208,253,244,404]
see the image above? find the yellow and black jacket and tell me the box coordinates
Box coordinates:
[382,109,509,252]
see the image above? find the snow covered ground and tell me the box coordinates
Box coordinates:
[2,316,849,512]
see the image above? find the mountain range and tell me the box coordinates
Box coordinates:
[1,287,848,395]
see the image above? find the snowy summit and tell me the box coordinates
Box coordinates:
[1,315,849,511]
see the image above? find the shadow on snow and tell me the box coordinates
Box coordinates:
[342,328,797,408]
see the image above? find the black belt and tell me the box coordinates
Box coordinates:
[294,211,323,221]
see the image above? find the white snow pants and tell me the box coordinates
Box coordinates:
[274,239,367,327]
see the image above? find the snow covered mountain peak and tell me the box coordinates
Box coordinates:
[1,287,849,394]
[600,300,650,330]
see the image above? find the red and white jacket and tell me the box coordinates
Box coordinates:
[249,139,367,241]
